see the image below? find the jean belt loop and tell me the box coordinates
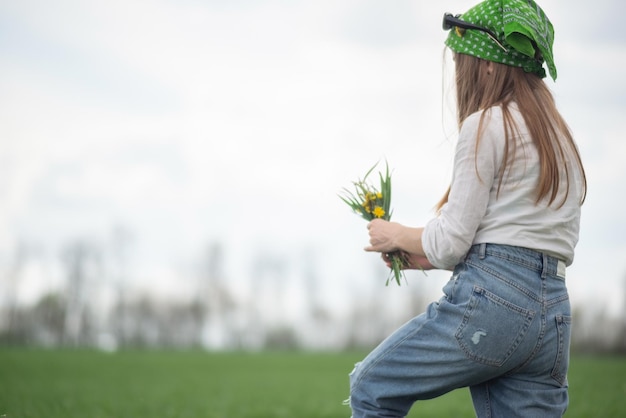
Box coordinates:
[479,243,486,260]
[557,260,566,279]
[541,253,549,280]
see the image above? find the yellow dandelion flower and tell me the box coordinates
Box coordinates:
[373,206,385,218]
[376,192,383,199]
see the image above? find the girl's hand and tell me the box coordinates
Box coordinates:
[364,218,402,254]
[366,219,436,271]
[382,252,435,271]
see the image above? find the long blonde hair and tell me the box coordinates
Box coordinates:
[436,52,587,211]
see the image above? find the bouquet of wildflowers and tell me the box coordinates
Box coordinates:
[340,162,410,286]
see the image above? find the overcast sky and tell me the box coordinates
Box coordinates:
[1,0,624,316]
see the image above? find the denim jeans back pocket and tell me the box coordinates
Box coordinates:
[551,314,572,387]
[456,286,536,367]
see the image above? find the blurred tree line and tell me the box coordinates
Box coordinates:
[1,232,625,354]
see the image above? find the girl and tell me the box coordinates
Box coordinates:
[348,1,587,417]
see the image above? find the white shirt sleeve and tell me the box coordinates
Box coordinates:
[422,110,503,269]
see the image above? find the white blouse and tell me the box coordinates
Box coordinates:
[422,104,583,269]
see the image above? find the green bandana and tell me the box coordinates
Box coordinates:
[445,0,557,80]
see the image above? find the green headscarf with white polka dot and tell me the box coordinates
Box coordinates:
[445,0,557,80]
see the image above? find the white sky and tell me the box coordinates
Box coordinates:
[1,0,625,317]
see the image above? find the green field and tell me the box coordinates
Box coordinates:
[0,350,624,417]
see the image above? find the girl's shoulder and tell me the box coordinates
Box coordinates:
[462,103,523,135]
[461,105,504,135]
[465,103,514,123]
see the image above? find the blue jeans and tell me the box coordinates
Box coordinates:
[349,243,571,418]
